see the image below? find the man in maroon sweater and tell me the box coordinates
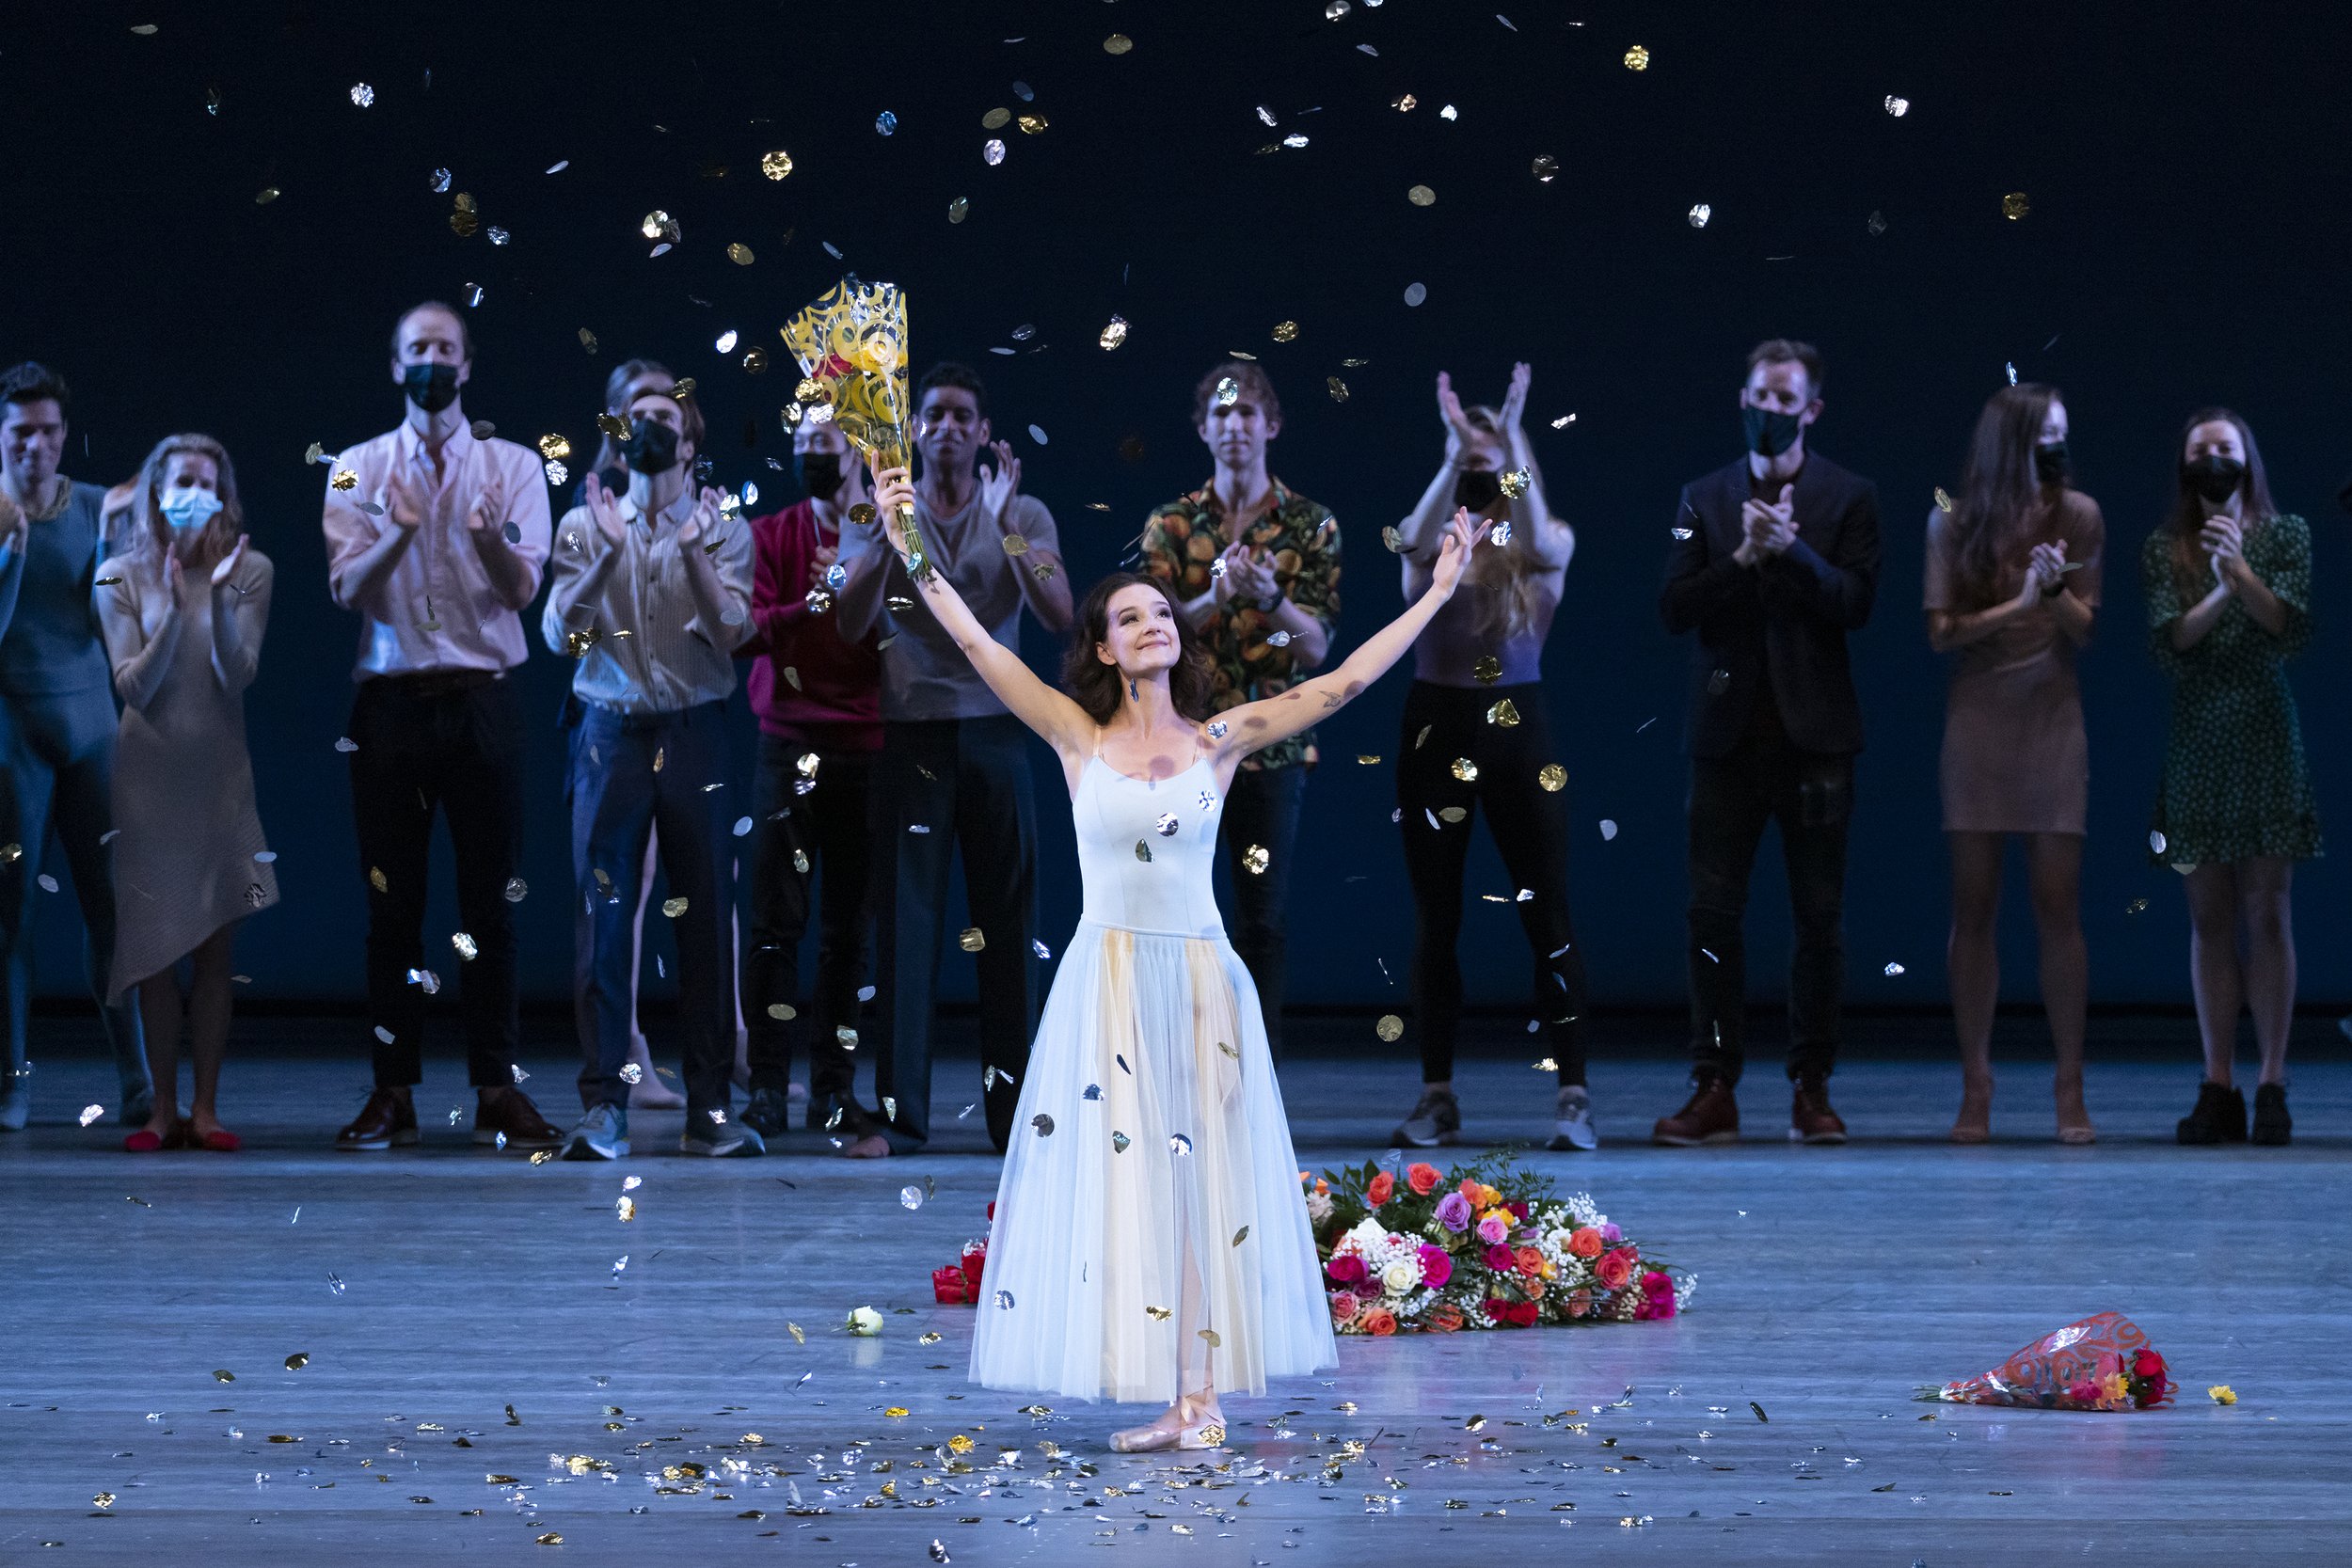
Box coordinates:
[739,418,884,1136]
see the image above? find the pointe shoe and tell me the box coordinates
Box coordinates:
[1109,1419,1182,1454]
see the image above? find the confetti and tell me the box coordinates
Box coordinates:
[1883,962,1906,976]
[1099,315,1129,350]
[1272,320,1299,343]
[1406,184,1437,207]
[1885,94,1910,117]
[660,896,688,918]
[1112,1132,1131,1152]
[947,196,969,223]
[1624,43,1650,70]
[284,1352,310,1370]
[1170,1133,1193,1155]
[994,1288,1016,1308]
[1375,1014,1404,1042]
[1689,203,1711,229]
[1868,210,1889,236]
[1403,281,1427,307]
[619,1063,643,1085]
[959,927,986,953]
[1104,34,1133,54]
[1327,375,1349,403]
[761,149,794,179]
[255,186,281,205]
[1532,154,1559,183]
[2151,831,2169,855]
[875,110,898,135]
[77,1103,103,1127]
[1450,757,1479,783]
[349,82,375,108]
[1026,423,1048,446]
[845,1306,883,1335]
[2002,191,2031,220]
[1599,819,1618,841]
[900,1184,924,1211]
[2127,897,2149,914]
[1327,0,1350,14]
[1486,699,1521,727]
[1242,844,1270,875]
[1214,376,1240,409]
[1933,486,1954,513]
[983,138,1006,166]
[504,877,528,902]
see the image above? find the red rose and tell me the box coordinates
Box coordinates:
[1482,1297,1511,1323]
[1505,1302,1539,1327]
[1595,1249,1633,1291]
[1641,1270,1674,1300]
[1367,1170,1395,1208]
[1406,1162,1443,1196]
[1507,1200,1529,1223]
[2133,1350,2165,1379]
[1327,1254,1365,1285]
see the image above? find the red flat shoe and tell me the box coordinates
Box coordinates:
[196,1127,242,1152]
[124,1128,167,1152]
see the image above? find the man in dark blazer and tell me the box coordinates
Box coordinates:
[1653,339,1880,1148]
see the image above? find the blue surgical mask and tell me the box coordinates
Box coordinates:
[160,487,224,532]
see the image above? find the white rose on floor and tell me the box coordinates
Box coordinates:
[845,1306,884,1336]
[1381,1259,1422,1297]
[1306,1191,1334,1224]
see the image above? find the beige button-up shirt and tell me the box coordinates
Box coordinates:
[320,421,552,679]
[542,488,755,714]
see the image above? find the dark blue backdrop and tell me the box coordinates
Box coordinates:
[6,0,2348,1013]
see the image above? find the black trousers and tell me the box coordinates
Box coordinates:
[347,673,525,1089]
[742,732,874,1103]
[1395,682,1589,1087]
[1218,763,1304,1058]
[869,716,1037,1153]
[1685,732,1854,1084]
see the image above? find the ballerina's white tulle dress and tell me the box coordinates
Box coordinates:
[969,736,1339,1403]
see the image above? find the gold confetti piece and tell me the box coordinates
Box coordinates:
[578,327,600,355]
[595,412,630,441]
[1486,699,1521,727]
[616,1196,636,1222]
[1327,376,1349,403]
[1017,113,1048,134]
[1406,183,1436,206]
[536,434,572,462]
[1198,1328,1222,1348]
[1934,486,1954,513]
[727,242,755,265]
[1232,1226,1249,1246]
[1104,33,1133,54]
[535,1533,563,1545]
[530,1149,553,1164]
[93,1491,116,1508]
[1533,1056,1558,1071]
[884,1405,910,1418]
[1145,1305,1173,1322]
[1001,532,1030,556]
[1439,805,1469,822]
[1098,315,1129,350]
[1450,757,1480,783]
[325,467,362,495]
[1375,1014,1404,1042]
[1624,43,1650,70]
[368,866,388,893]
[761,149,794,179]
[787,1323,805,1344]
[1499,467,1532,499]
[285,1353,310,1370]
[2002,191,2031,220]
[1381,525,1406,554]
[981,107,1011,129]
[1356,753,1383,766]
[1472,655,1502,684]
[1271,320,1299,342]
[1135,839,1153,863]
[641,209,675,240]
[214,1369,235,1383]
[660,896,687,918]
[959,927,987,953]
[1242,844,1270,875]
[946,1433,975,1454]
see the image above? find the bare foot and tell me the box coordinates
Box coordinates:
[627,1035,686,1110]
[1949,1075,1993,1144]
[843,1133,892,1159]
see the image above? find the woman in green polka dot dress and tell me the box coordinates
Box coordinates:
[2141,407,2316,1148]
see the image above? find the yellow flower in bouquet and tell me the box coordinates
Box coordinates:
[782,277,931,578]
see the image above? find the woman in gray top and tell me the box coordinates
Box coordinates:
[1383,366,1591,1150]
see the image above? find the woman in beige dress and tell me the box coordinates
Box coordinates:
[95,435,275,1152]
[1925,385,2102,1144]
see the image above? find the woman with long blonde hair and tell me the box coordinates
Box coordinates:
[94,434,276,1151]
[1383,364,1590,1150]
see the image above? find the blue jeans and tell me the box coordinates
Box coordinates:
[566,700,738,1118]
[0,686,147,1107]
[1219,763,1305,1058]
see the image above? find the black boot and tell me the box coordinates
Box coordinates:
[2250,1083,2292,1146]
[2175,1081,2247,1145]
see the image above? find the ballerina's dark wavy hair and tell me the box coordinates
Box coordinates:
[1062,574,1216,724]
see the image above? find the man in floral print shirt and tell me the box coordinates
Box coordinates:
[1138,361,1340,1058]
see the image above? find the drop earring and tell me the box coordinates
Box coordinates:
[1128,677,1139,702]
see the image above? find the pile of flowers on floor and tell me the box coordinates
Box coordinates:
[1303,1149,1690,1334]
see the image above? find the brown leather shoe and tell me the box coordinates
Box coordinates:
[336,1086,419,1151]
[1652,1076,1740,1146]
[1789,1074,1848,1144]
[473,1086,562,1150]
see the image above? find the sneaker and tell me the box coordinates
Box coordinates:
[335,1085,420,1150]
[561,1103,629,1161]
[1652,1075,1739,1146]
[741,1086,789,1138]
[1391,1087,1461,1148]
[1789,1074,1847,1144]
[681,1112,766,1157]
[2176,1081,2247,1145]
[1547,1085,1598,1151]
[2250,1083,2292,1147]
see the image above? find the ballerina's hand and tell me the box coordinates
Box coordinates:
[867,464,919,560]
[1427,508,1489,596]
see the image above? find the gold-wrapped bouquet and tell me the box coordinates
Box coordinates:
[781,277,930,579]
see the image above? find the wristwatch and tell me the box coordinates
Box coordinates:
[1255,589,1284,613]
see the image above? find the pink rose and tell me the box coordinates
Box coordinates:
[1418,1243,1453,1288]
[1327,1253,1365,1285]
[1600,1223,1621,1244]
[1476,1214,1511,1246]
[1642,1270,1674,1300]
[1329,1291,1361,1326]
[1485,1242,1516,1272]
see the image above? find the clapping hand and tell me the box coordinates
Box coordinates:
[1498,361,1532,438]
[2019,540,2069,602]
[580,472,628,548]
[2200,514,2248,585]
[1736,483,1797,564]
[0,491,24,558]
[977,439,1023,529]
[382,467,428,531]
[1436,372,1481,455]
[675,486,723,550]
[210,534,250,590]
[1223,544,1276,605]
[465,476,509,539]
[1427,509,1491,596]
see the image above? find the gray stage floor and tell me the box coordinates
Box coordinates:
[5,1028,2350,1562]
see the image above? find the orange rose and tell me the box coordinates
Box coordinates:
[1425,1303,1465,1334]
[1524,1278,1545,1301]
[1406,1162,1442,1196]
[1359,1307,1398,1337]
[1366,1170,1395,1208]
[1567,1227,1603,1259]
[1566,1289,1592,1319]
[1515,1246,1545,1277]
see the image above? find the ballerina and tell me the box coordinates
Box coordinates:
[866,464,1485,1451]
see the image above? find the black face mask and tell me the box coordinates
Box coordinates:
[2183,452,2244,505]
[1742,404,1804,458]
[402,362,461,415]
[795,449,844,499]
[1452,467,1502,513]
[620,417,680,475]
[2034,441,2071,485]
